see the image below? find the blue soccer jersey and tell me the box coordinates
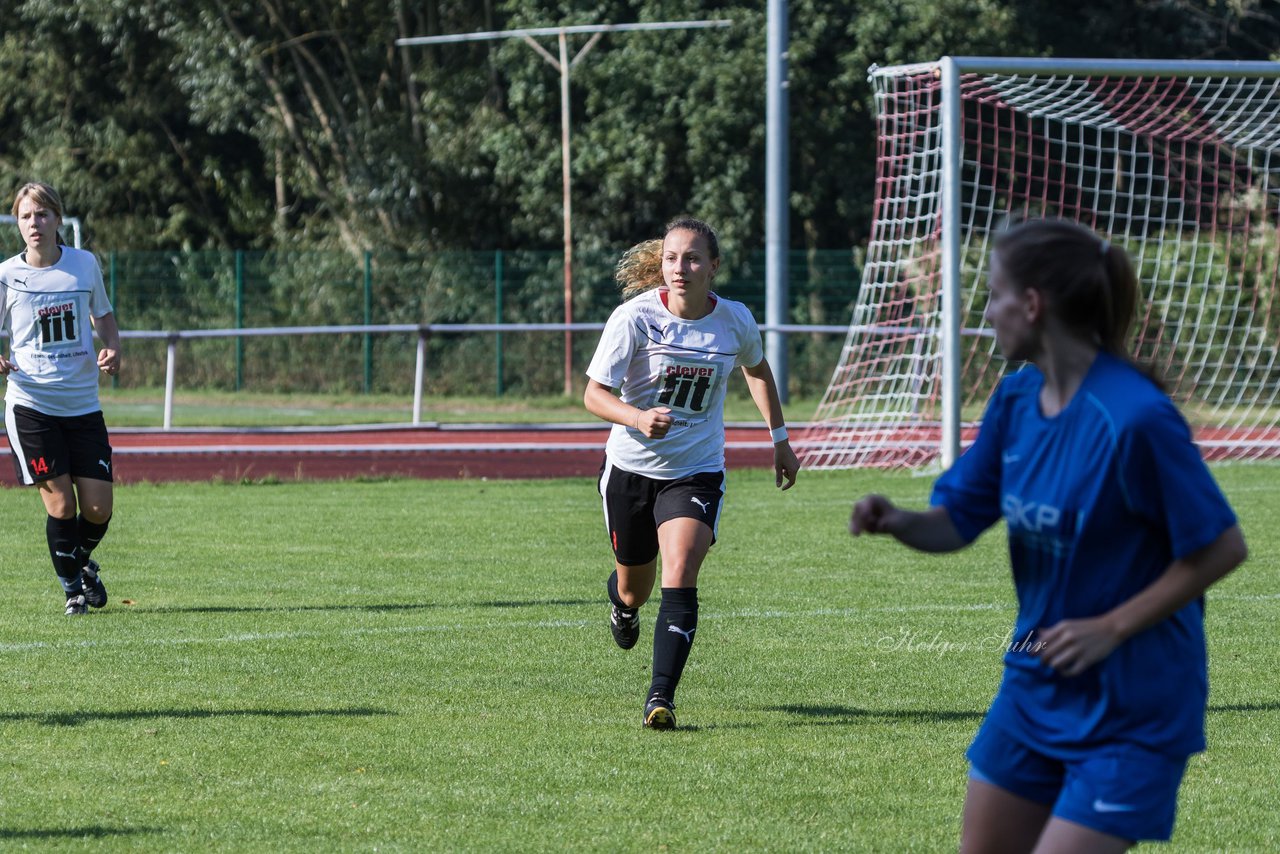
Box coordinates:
[931,352,1237,758]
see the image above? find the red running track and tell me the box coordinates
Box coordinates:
[4,422,1273,484]
[1,424,782,484]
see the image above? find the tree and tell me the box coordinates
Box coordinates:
[0,0,269,250]
[0,0,1274,254]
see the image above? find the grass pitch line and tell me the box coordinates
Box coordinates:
[0,623,453,653]
[7,596,1266,656]
[0,601,1020,655]
[1212,592,1280,601]
[709,602,1009,621]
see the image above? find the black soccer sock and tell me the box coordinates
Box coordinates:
[47,515,83,596]
[76,513,111,560]
[648,587,699,702]
[606,570,632,611]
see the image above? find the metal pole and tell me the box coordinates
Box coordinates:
[765,0,790,403]
[413,328,427,425]
[400,20,733,45]
[495,249,505,397]
[164,336,177,430]
[559,30,574,398]
[939,57,963,468]
[109,252,119,389]
[363,251,374,393]
[235,250,244,391]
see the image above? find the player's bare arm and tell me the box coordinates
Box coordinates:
[849,497,966,553]
[1034,525,1247,677]
[741,359,799,490]
[584,378,672,439]
[93,311,122,375]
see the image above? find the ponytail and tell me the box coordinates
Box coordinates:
[1097,240,1137,356]
[615,238,664,298]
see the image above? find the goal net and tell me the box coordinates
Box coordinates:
[800,58,1280,469]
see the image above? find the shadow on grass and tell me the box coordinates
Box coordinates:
[0,706,391,728]
[770,702,1280,727]
[0,826,160,841]
[477,598,596,609]
[135,598,596,615]
[1209,702,1280,714]
[142,603,433,615]
[768,703,984,725]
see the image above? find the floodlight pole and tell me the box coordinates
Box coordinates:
[398,20,732,397]
[765,0,789,403]
[558,34,572,392]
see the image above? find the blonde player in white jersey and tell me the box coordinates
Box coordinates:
[585,217,799,729]
[0,182,121,616]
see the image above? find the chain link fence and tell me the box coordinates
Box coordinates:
[105,248,861,397]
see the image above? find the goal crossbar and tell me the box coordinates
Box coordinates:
[802,57,1280,469]
[876,57,1280,79]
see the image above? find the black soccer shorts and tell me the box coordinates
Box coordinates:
[6,403,114,485]
[597,458,725,566]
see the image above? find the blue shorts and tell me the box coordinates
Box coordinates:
[967,718,1189,842]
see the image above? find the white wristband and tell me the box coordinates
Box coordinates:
[770,426,789,444]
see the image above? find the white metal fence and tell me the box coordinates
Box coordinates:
[119,322,849,429]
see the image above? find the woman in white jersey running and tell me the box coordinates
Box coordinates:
[0,182,121,616]
[585,217,799,729]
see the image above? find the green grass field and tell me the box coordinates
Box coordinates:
[0,465,1275,851]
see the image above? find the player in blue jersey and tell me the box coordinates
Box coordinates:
[1,183,121,616]
[849,218,1247,851]
[586,217,799,729]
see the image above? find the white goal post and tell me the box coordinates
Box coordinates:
[800,57,1280,469]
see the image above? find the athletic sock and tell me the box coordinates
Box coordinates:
[47,515,83,596]
[648,587,698,701]
[76,513,111,562]
[606,570,632,611]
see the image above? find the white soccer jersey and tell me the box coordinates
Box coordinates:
[586,288,764,479]
[0,247,113,416]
